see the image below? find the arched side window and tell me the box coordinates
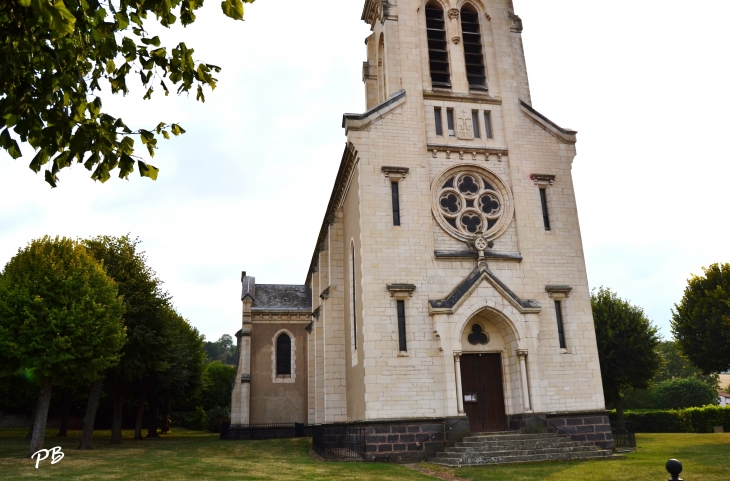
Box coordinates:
[461,4,487,90]
[272,330,296,383]
[425,2,451,89]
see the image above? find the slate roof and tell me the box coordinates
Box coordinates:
[252,284,312,311]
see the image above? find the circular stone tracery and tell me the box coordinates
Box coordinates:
[432,166,513,242]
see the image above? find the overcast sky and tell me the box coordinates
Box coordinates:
[1,0,728,341]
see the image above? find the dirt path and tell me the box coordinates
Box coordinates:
[406,463,469,481]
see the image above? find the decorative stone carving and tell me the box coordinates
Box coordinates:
[456,108,474,140]
[530,174,556,187]
[448,9,459,20]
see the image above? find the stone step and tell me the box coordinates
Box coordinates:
[456,438,581,450]
[442,445,601,457]
[434,450,613,467]
[462,433,562,442]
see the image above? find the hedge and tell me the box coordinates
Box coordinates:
[610,406,730,433]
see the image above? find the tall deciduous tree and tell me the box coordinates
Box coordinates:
[0,0,253,187]
[655,341,719,387]
[84,234,168,445]
[672,263,730,375]
[0,236,125,456]
[591,287,662,422]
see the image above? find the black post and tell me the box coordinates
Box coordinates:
[666,459,683,481]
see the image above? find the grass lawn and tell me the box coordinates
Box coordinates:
[0,429,727,481]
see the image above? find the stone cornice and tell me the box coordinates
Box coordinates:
[423,90,502,105]
[305,143,358,285]
[428,144,509,162]
[429,266,541,315]
[343,90,407,134]
[434,250,522,262]
[520,100,577,144]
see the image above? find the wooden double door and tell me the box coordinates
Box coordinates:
[460,353,507,432]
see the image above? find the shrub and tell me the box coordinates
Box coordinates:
[610,406,730,433]
[652,378,719,409]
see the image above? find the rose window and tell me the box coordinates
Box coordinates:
[435,171,505,238]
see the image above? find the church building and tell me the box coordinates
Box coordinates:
[231,0,613,460]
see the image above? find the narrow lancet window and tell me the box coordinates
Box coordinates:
[351,244,358,350]
[472,110,480,138]
[425,2,451,88]
[484,111,493,139]
[446,108,455,136]
[461,4,487,90]
[391,182,401,226]
[276,333,291,376]
[397,300,407,352]
[555,301,566,349]
[540,188,550,230]
[434,107,443,136]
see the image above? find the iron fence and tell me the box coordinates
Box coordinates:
[611,421,636,449]
[312,425,366,461]
[221,422,309,440]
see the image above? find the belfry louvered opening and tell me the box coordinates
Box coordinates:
[461,4,487,90]
[425,2,451,89]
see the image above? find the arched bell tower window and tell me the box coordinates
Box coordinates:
[425,2,451,89]
[461,4,487,90]
[276,333,291,376]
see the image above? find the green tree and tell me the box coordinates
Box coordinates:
[201,361,236,411]
[672,263,730,375]
[0,236,125,456]
[203,334,237,365]
[652,377,719,409]
[0,0,253,187]
[84,234,168,445]
[591,287,662,422]
[655,341,719,387]
[150,306,206,435]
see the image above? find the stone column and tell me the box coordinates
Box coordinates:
[231,297,253,424]
[517,350,532,413]
[454,352,465,415]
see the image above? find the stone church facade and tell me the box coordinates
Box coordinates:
[232,0,612,458]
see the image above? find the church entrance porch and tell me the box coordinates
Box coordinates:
[460,353,507,432]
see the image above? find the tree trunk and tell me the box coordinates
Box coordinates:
[159,399,171,434]
[78,378,103,450]
[134,380,148,440]
[110,383,126,445]
[146,396,159,438]
[56,389,70,437]
[612,382,625,424]
[28,379,53,457]
[25,396,39,440]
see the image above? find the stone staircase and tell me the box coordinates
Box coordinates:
[434,431,613,467]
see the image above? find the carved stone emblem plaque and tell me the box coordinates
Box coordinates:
[456,109,474,140]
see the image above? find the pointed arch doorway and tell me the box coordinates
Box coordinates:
[458,310,512,432]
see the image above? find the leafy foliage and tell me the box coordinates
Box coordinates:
[672,263,730,375]
[652,378,719,410]
[201,361,235,410]
[609,406,730,433]
[203,334,237,365]
[654,341,720,386]
[0,236,126,386]
[0,0,253,187]
[591,287,662,419]
[84,235,168,381]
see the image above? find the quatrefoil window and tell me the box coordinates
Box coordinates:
[468,324,489,345]
[435,171,504,239]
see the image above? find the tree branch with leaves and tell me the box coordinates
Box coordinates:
[0,0,253,187]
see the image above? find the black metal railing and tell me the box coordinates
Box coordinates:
[611,421,636,449]
[312,425,366,461]
[221,422,308,440]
